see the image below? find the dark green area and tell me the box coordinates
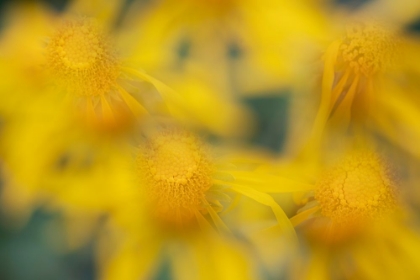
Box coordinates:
[0,0,69,12]
[0,211,95,280]
[335,0,372,9]
[243,93,290,154]
[154,255,172,280]
[407,17,420,34]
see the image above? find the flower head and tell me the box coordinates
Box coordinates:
[338,23,397,77]
[312,152,396,242]
[98,123,296,279]
[136,128,213,227]
[46,18,119,97]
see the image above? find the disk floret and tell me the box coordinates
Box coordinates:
[315,152,396,227]
[339,23,397,76]
[136,129,213,226]
[46,18,119,97]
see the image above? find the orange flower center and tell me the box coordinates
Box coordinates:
[339,23,397,77]
[316,152,395,224]
[311,152,396,243]
[136,130,213,227]
[46,18,119,97]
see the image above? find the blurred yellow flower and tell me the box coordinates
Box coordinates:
[45,16,148,131]
[254,144,420,279]
[295,152,397,243]
[0,0,148,221]
[97,123,296,279]
[298,0,420,159]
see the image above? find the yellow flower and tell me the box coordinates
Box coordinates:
[255,144,420,279]
[0,1,209,134]
[298,152,397,243]
[45,17,141,131]
[97,122,296,279]
[0,0,165,224]
[296,151,420,279]
[295,0,420,159]
[136,128,214,227]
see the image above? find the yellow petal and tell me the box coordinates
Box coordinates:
[290,205,320,227]
[228,185,297,241]
[115,84,148,117]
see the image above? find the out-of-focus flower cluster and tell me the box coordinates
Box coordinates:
[2,0,420,279]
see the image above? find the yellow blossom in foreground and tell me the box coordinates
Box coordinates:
[301,152,397,244]
[97,123,296,279]
[136,129,214,227]
[0,0,247,136]
[0,0,151,222]
[252,145,420,279]
[45,17,144,131]
[294,0,420,159]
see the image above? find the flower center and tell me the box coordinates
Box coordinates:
[339,23,397,76]
[46,18,119,97]
[315,152,396,226]
[136,130,213,227]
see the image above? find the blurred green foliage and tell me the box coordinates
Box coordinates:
[0,211,95,280]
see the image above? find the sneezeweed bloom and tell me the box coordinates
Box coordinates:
[45,17,146,132]
[236,130,420,279]
[97,122,296,279]
[44,14,200,134]
[298,0,420,159]
[294,152,397,244]
[34,1,167,133]
[0,0,176,234]
[0,0,251,140]
[0,1,136,220]
[137,128,218,228]
[258,147,420,279]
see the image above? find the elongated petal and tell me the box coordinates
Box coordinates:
[290,205,320,227]
[227,185,296,240]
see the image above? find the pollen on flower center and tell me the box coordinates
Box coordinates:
[315,152,396,226]
[136,129,213,226]
[46,18,119,97]
[339,23,397,76]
